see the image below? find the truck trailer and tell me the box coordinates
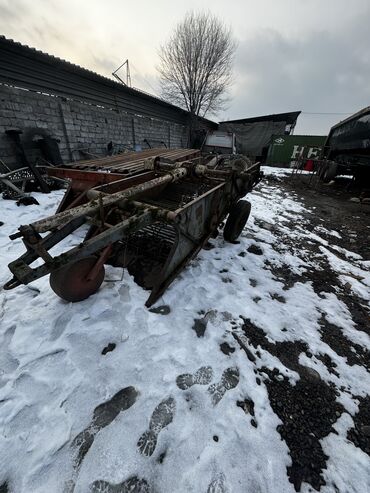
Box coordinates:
[321,106,370,183]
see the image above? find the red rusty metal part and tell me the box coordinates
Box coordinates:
[49,256,105,302]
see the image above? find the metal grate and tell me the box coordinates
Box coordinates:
[116,222,177,289]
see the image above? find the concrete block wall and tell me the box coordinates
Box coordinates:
[0,84,189,170]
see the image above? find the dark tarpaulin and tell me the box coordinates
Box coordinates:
[219,112,301,160]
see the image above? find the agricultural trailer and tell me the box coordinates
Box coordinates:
[4,155,262,306]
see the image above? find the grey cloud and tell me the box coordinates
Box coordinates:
[1,0,369,134]
[0,0,27,23]
[92,55,121,74]
[226,14,370,133]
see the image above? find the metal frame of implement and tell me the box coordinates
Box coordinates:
[4,156,262,306]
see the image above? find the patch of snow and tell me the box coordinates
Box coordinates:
[0,171,369,493]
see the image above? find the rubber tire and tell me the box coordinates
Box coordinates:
[50,256,105,302]
[223,200,251,242]
[321,162,338,183]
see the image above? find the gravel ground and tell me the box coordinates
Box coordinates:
[242,171,370,491]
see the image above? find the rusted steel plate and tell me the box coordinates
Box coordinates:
[46,167,125,190]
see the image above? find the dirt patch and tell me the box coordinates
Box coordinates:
[237,398,255,416]
[280,174,370,260]
[347,395,370,456]
[192,317,207,337]
[240,318,310,376]
[247,244,264,255]
[231,174,370,491]
[261,175,370,344]
[337,294,370,337]
[315,353,339,377]
[237,318,345,491]
[220,342,235,355]
[101,343,116,355]
[264,261,304,291]
[319,316,370,371]
[263,367,343,492]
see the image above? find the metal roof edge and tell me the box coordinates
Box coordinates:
[219,111,301,125]
[0,35,217,127]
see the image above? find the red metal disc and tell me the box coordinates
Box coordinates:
[49,256,105,302]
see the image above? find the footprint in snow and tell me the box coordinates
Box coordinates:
[137,397,175,457]
[50,311,72,341]
[91,476,150,493]
[207,472,228,493]
[0,324,19,375]
[72,386,138,468]
[176,366,213,390]
[208,368,239,406]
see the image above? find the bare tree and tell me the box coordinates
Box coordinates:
[158,12,236,117]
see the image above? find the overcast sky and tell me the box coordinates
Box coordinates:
[1,0,369,134]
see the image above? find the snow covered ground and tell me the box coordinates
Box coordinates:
[0,167,369,493]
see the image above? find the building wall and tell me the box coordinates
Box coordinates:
[266,134,327,166]
[0,84,188,170]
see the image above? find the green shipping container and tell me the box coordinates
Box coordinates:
[266,135,327,166]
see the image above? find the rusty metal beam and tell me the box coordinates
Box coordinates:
[27,166,188,234]
[8,210,155,285]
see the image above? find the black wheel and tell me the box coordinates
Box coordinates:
[50,256,105,302]
[320,162,338,183]
[223,200,251,242]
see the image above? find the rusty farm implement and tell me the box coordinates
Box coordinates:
[4,152,262,306]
